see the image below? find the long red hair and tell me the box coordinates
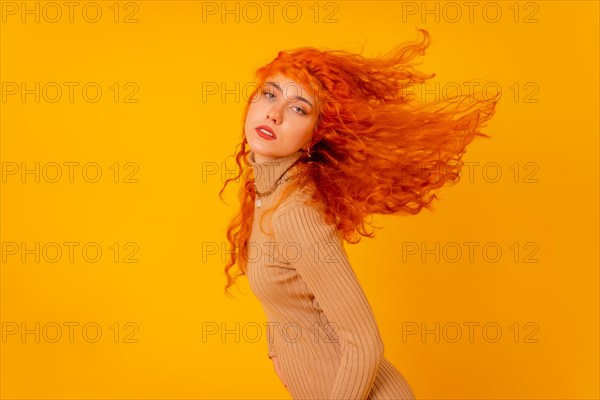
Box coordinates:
[219,28,499,297]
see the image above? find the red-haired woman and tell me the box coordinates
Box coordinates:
[220,28,498,399]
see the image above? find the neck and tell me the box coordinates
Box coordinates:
[248,150,303,193]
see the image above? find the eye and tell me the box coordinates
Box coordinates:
[262,90,307,115]
[291,106,307,115]
[263,91,275,101]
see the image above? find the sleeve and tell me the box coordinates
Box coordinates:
[273,205,385,400]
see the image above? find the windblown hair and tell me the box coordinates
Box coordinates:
[219,28,499,297]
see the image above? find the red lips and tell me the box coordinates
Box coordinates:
[256,125,277,140]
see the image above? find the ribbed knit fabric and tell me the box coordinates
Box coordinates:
[247,150,416,400]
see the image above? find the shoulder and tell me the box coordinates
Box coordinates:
[272,197,341,245]
[273,188,325,225]
[273,183,323,220]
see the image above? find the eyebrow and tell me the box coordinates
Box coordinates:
[265,81,314,108]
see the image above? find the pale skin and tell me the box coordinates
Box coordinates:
[244,73,319,387]
[244,72,319,163]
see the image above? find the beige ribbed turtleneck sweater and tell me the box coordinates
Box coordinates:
[247,150,416,400]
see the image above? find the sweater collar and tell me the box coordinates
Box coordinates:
[248,150,303,193]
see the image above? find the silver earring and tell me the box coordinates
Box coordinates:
[306,147,311,157]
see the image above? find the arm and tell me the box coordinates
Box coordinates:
[273,206,385,400]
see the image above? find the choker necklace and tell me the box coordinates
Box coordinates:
[253,164,299,208]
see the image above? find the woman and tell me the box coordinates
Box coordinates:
[219,28,498,399]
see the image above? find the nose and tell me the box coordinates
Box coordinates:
[266,103,283,124]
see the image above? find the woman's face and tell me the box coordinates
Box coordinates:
[245,73,319,163]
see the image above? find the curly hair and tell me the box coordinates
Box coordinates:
[219,28,499,297]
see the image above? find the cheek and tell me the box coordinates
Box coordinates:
[247,100,267,120]
[245,104,260,124]
[302,120,317,138]
[244,109,258,133]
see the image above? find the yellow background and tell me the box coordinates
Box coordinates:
[1,1,598,399]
